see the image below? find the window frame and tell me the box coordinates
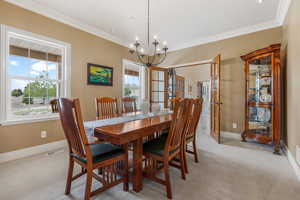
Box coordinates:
[122,60,146,109]
[0,25,71,125]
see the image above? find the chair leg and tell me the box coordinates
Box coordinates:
[183,144,188,174]
[179,152,186,180]
[192,139,199,163]
[65,157,74,195]
[84,167,93,200]
[164,161,172,199]
[123,146,129,191]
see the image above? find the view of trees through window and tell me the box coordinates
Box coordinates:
[8,53,60,119]
[124,74,141,107]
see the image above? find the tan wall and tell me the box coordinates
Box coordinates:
[282,0,300,165]
[164,28,282,133]
[0,1,133,153]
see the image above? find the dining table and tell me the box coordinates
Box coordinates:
[84,111,173,192]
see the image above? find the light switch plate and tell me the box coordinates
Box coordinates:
[41,131,47,138]
[232,123,237,129]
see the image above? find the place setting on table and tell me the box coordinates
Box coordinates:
[55,96,202,200]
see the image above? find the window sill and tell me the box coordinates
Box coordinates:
[0,114,60,126]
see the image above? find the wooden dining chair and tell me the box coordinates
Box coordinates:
[57,98,128,200]
[182,98,203,173]
[143,99,190,199]
[169,97,183,110]
[122,97,137,113]
[95,97,119,119]
[50,99,59,113]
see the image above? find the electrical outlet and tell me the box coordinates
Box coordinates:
[41,131,47,138]
[232,123,237,129]
[296,145,300,165]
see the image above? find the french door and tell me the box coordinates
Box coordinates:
[210,55,221,143]
[175,75,185,98]
[149,66,168,109]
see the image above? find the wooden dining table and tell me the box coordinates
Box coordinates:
[90,112,172,192]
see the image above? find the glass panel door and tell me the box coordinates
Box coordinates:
[150,67,167,110]
[247,55,273,137]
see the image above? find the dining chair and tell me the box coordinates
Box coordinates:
[58,98,128,200]
[169,97,183,110]
[143,99,190,199]
[95,97,119,119]
[50,99,59,113]
[182,98,203,174]
[122,97,137,113]
[158,97,183,138]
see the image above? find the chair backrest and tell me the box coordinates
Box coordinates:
[95,97,119,119]
[184,98,203,140]
[169,97,183,110]
[50,99,59,113]
[165,99,190,154]
[122,97,137,113]
[58,98,90,158]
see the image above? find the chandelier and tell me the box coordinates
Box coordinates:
[129,0,168,67]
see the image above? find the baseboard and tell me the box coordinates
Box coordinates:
[0,140,67,164]
[221,131,241,140]
[284,145,300,181]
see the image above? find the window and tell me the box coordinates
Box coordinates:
[122,60,146,109]
[0,25,71,125]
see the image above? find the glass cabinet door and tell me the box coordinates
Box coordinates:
[247,55,273,137]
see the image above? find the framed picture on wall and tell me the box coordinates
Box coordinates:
[87,63,113,86]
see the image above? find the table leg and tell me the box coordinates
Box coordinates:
[132,138,143,192]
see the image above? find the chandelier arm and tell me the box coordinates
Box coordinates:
[137,54,148,65]
[153,51,167,66]
[135,45,148,65]
[136,52,148,65]
[149,46,157,66]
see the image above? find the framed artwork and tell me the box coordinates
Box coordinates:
[87,63,113,86]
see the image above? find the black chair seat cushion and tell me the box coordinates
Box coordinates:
[72,143,124,164]
[160,128,169,138]
[143,135,179,157]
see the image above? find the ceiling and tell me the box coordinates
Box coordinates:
[5,0,291,51]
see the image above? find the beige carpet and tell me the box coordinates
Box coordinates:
[0,131,299,200]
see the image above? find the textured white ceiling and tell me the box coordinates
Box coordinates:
[6,0,288,51]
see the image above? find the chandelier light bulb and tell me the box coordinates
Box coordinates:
[140,48,144,53]
[163,41,167,46]
[135,36,139,41]
[129,44,134,48]
[256,0,263,4]
[153,35,158,40]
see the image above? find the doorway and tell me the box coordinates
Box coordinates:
[175,75,185,98]
[150,55,222,143]
[198,81,211,136]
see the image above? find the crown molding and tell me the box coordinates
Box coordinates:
[4,0,129,48]
[5,0,290,52]
[169,20,280,52]
[276,0,292,25]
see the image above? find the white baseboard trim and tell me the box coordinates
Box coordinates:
[0,140,67,164]
[221,131,241,140]
[284,145,300,181]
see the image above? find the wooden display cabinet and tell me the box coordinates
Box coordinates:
[241,44,282,154]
